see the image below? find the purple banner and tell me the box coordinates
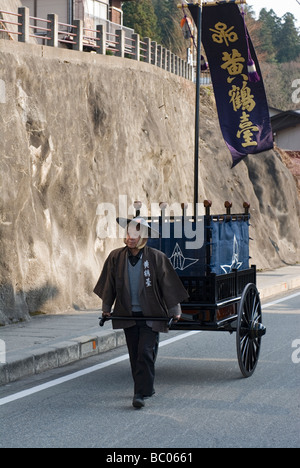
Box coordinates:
[188,3,274,167]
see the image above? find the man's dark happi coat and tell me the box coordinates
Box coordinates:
[94,246,189,332]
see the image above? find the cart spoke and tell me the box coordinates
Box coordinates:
[241,335,249,359]
[253,336,261,356]
[244,338,251,371]
[251,295,261,323]
[248,341,255,371]
[245,293,252,321]
[245,342,251,372]
[249,341,256,371]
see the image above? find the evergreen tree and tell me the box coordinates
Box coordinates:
[257,9,300,63]
[123,0,161,42]
[276,13,300,62]
[152,0,185,55]
[123,0,186,57]
[258,8,280,62]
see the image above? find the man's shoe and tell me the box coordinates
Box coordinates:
[143,389,155,399]
[132,394,145,409]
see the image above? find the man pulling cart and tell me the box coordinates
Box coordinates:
[94,216,189,408]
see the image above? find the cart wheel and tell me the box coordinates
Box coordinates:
[236,283,266,378]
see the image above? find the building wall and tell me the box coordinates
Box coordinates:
[22,0,69,24]
[274,125,300,151]
[110,0,122,24]
[22,0,110,25]
[73,0,84,21]
[84,0,109,30]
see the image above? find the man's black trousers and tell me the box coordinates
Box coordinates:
[124,320,159,397]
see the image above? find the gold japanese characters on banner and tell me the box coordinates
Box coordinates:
[188,2,273,166]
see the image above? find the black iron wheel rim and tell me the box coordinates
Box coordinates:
[237,283,262,378]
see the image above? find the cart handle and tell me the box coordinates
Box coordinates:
[99,316,174,329]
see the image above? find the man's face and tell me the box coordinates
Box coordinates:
[126,224,141,250]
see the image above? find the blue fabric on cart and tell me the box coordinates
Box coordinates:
[210,219,249,275]
[147,218,206,277]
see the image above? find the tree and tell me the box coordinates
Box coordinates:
[257,9,300,63]
[123,0,186,57]
[152,0,185,56]
[243,6,267,62]
[123,0,161,42]
[276,13,300,62]
[258,8,280,62]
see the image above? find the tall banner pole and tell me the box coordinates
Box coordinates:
[194,1,202,219]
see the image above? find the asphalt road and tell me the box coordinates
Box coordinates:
[0,291,299,449]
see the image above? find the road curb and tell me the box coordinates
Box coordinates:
[0,329,126,386]
[257,276,300,300]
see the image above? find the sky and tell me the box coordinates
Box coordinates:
[246,0,300,25]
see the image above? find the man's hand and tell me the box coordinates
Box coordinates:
[173,314,181,323]
[102,311,112,318]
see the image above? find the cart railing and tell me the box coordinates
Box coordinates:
[180,267,255,305]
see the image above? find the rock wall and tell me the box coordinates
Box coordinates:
[0,40,299,324]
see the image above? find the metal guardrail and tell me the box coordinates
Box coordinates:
[0,7,211,84]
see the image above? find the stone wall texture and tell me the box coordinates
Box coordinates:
[0,40,299,324]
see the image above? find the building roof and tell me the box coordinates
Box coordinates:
[269,106,282,115]
[271,110,300,133]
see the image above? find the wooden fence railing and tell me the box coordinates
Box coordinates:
[0,7,211,84]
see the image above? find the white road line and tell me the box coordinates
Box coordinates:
[262,292,300,309]
[0,331,200,407]
[158,331,200,347]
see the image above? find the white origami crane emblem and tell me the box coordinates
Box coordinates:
[169,243,199,271]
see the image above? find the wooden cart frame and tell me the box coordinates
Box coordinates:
[100,200,266,378]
